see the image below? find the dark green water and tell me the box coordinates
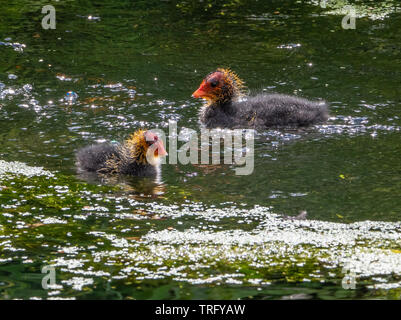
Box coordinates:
[1,0,401,300]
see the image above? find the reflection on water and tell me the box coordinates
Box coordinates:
[77,169,166,200]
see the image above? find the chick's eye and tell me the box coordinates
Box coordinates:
[210,80,218,88]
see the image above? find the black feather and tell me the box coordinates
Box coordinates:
[76,143,158,177]
[200,93,329,129]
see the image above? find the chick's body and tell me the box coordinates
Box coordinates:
[76,130,166,177]
[193,68,329,129]
[200,93,328,129]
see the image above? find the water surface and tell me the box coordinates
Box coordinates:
[1,0,401,299]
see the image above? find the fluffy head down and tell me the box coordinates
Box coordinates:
[100,130,167,175]
[124,130,167,164]
[76,129,167,177]
[192,68,246,106]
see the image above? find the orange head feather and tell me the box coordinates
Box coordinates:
[125,130,167,164]
[192,68,246,106]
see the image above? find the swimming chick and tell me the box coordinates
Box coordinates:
[76,130,167,177]
[192,68,329,129]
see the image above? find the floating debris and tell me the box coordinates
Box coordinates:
[0,160,54,179]
[56,74,73,82]
[308,0,401,20]
[283,210,308,220]
[64,91,79,103]
[277,43,301,49]
[0,161,401,298]
[76,15,101,22]
[0,41,26,52]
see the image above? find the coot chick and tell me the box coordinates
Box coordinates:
[192,68,329,129]
[76,130,167,177]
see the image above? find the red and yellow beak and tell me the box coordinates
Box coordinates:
[192,88,204,98]
[192,81,213,101]
[144,131,168,158]
[154,140,168,157]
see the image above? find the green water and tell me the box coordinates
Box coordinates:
[1,0,401,300]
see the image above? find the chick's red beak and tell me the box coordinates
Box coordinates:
[192,81,212,100]
[192,87,206,99]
